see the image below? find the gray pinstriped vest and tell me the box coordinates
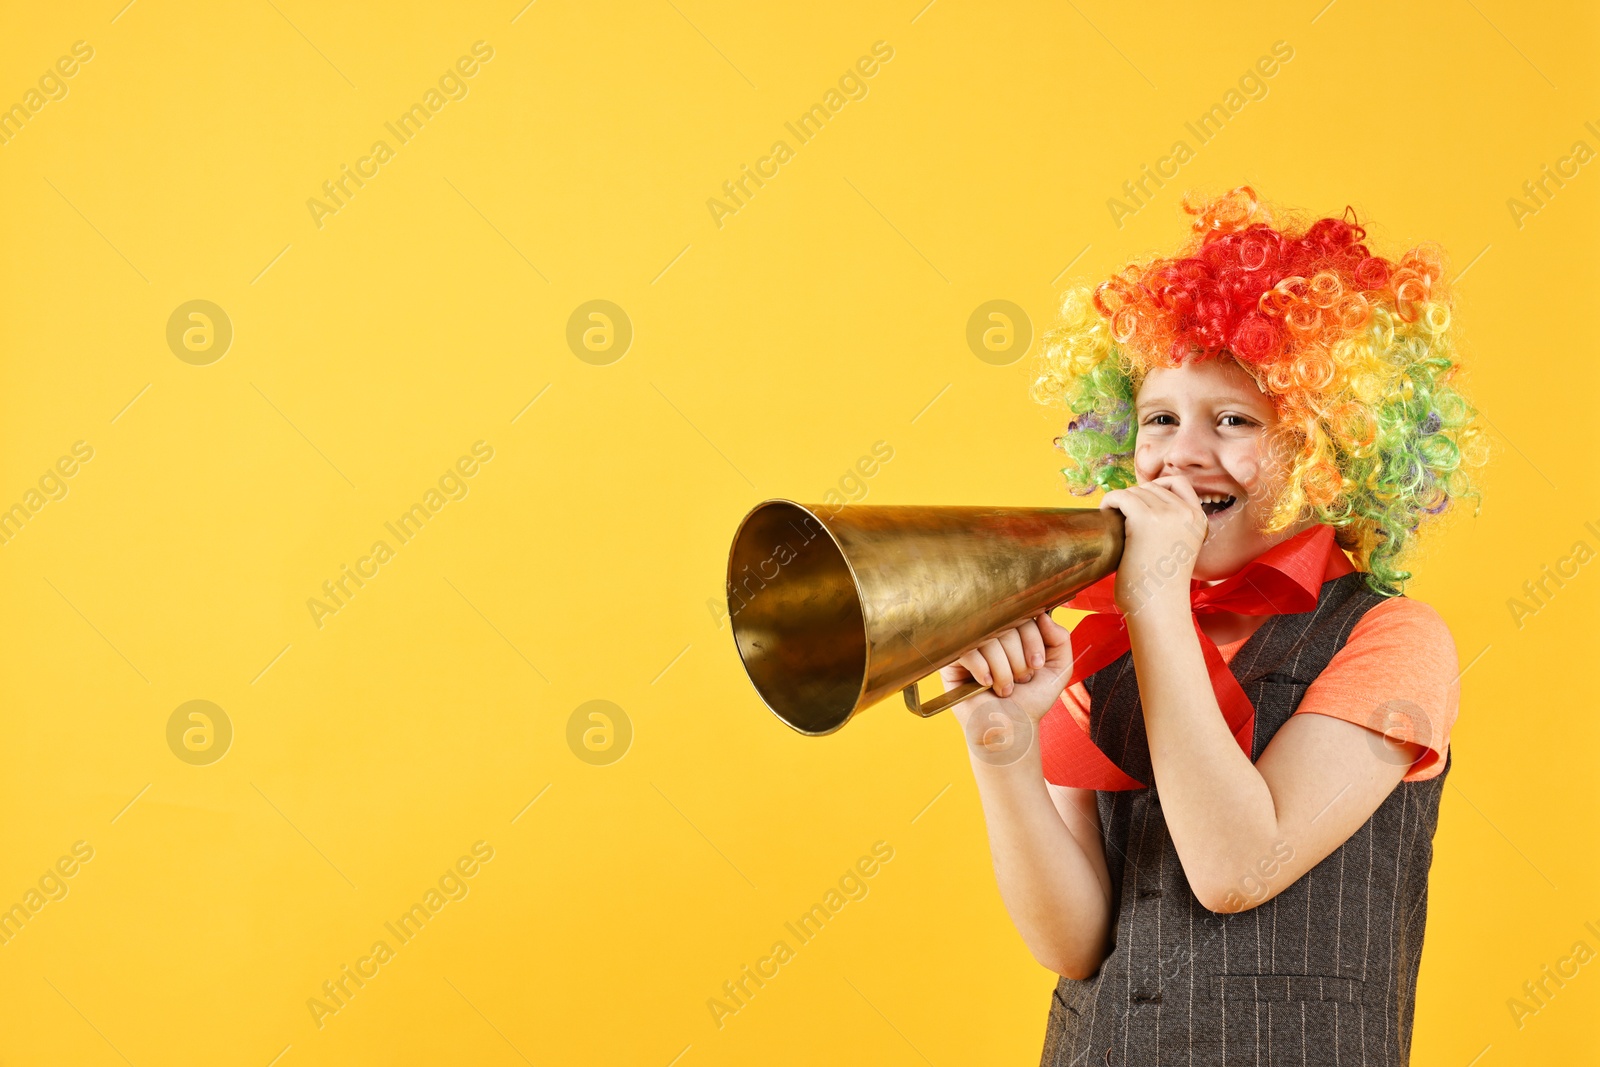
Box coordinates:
[1039,571,1450,1067]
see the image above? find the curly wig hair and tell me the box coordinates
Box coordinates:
[1030,186,1488,595]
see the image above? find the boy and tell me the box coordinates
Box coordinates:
[943,187,1487,1065]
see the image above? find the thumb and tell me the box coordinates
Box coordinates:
[1034,612,1076,679]
[1038,611,1073,657]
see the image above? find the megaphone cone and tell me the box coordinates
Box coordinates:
[726,500,1123,735]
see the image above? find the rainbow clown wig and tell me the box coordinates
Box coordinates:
[1031,186,1488,595]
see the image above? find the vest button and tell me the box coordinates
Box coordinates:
[1136,886,1163,898]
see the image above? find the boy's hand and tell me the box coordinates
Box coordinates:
[939,612,1075,764]
[1098,474,1208,617]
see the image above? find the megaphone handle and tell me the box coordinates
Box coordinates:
[902,678,991,718]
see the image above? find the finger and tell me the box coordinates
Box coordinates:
[1103,486,1156,517]
[1149,475,1204,512]
[950,649,992,687]
[996,629,1032,685]
[1037,614,1076,674]
[1099,485,1152,508]
[1147,476,1210,540]
[1016,617,1046,670]
[1140,480,1204,532]
[1037,611,1072,648]
[939,657,973,688]
[964,648,995,687]
[980,637,1015,695]
[1151,473,1198,497]
[1136,479,1183,503]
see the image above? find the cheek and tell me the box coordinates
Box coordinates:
[1223,445,1265,492]
[1133,440,1161,475]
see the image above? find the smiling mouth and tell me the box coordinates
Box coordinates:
[1200,495,1239,517]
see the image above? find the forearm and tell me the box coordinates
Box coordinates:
[966,742,1112,978]
[1126,603,1280,908]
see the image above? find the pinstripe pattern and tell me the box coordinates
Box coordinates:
[1038,572,1449,1067]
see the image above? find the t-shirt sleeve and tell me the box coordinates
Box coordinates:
[1290,595,1460,782]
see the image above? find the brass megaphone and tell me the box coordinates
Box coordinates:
[726,500,1124,735]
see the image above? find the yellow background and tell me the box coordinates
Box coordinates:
[0,0,1594,1063]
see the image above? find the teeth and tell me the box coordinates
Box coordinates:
[1199,494,1233,503]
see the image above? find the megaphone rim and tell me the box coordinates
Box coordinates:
[725,498,872,736]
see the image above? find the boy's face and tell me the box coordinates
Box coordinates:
[1132,356,1315,581]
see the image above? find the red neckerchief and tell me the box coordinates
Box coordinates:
[1038,523,1354,789]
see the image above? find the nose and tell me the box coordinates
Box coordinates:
[1158,419,1214,474]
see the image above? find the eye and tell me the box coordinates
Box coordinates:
[1143,414,1176,425]
[1220,414,1254,428]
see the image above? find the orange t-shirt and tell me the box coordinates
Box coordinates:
[1053,594,1460,782]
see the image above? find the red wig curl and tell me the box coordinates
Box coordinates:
[1093,186,1446,379]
